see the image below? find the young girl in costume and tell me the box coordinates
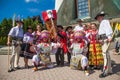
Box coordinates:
[32,30,53,71]
[70,31,89,76]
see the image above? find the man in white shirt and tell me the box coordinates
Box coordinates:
[95,11,113,78]
[73,19,84,32]
[7,20,24,72]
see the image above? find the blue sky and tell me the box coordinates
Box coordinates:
[0,0,55,22]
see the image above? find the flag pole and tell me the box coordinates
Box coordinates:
[7,44,10,71]
[12,14,16,27]
[105,22,118,52]
[50,18,57,39]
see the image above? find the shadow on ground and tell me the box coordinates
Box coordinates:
[112,60,120,76]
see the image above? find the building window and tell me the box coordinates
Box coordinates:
[77,0,90,19]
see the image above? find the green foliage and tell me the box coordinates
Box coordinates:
[1,18,8,36]
[0,16,43,45]
[0,36,7,45]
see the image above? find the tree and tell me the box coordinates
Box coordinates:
[7,18,12,33]
[27,16,32,26]
[0,24,2,36]
[1,18,8,36]
[7,18,12,27]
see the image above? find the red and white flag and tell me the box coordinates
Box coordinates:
[42,10,57,22]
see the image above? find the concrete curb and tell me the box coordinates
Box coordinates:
[0,46,12,55]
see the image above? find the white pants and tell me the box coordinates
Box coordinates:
[32,55,40,66]
[10,45,21,69]
[81,56,88,69]
[102,42,112,74]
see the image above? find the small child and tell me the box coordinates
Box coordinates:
[70,31,89,76]
[32,30,53,71]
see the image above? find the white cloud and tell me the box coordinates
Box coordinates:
[25,0,39,3]
[28,8,41,13]
[25,0,30,3]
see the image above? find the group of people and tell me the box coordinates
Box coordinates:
[7,11,113,78]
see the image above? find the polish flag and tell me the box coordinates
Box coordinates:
[42,10,57,22]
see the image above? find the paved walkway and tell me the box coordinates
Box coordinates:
[0,49,120,80]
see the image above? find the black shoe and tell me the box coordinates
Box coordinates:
[66,62,70,65]
[8,68,15,72]
[96,66,101,70]
[99,73,107,78]
[93,66,97,69]
[60,64,64,67]
[25,65,29,69]
[94,66,101,70]
[56,63,60,67]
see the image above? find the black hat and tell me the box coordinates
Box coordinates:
[27,27,32,30]
[57,25,63,29]
[16,19,23,23]
[95,11,106,19]
[65,26,72,31]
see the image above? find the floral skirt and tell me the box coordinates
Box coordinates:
[89,43,103,66]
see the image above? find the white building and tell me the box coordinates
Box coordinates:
[55,0,64,12]
[55,0,120,26]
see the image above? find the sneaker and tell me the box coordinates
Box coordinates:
[25,65,29,69]
[85,70,89,76]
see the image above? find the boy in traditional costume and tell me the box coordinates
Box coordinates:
[56,25,68,66]
[65,26,74,64]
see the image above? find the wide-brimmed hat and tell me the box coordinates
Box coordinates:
[57,25,63,29]
[65,26,72,31]
[27,26,32,30]
[95,11,106,19]
[16,19,23,24]
[76,19,83,22]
